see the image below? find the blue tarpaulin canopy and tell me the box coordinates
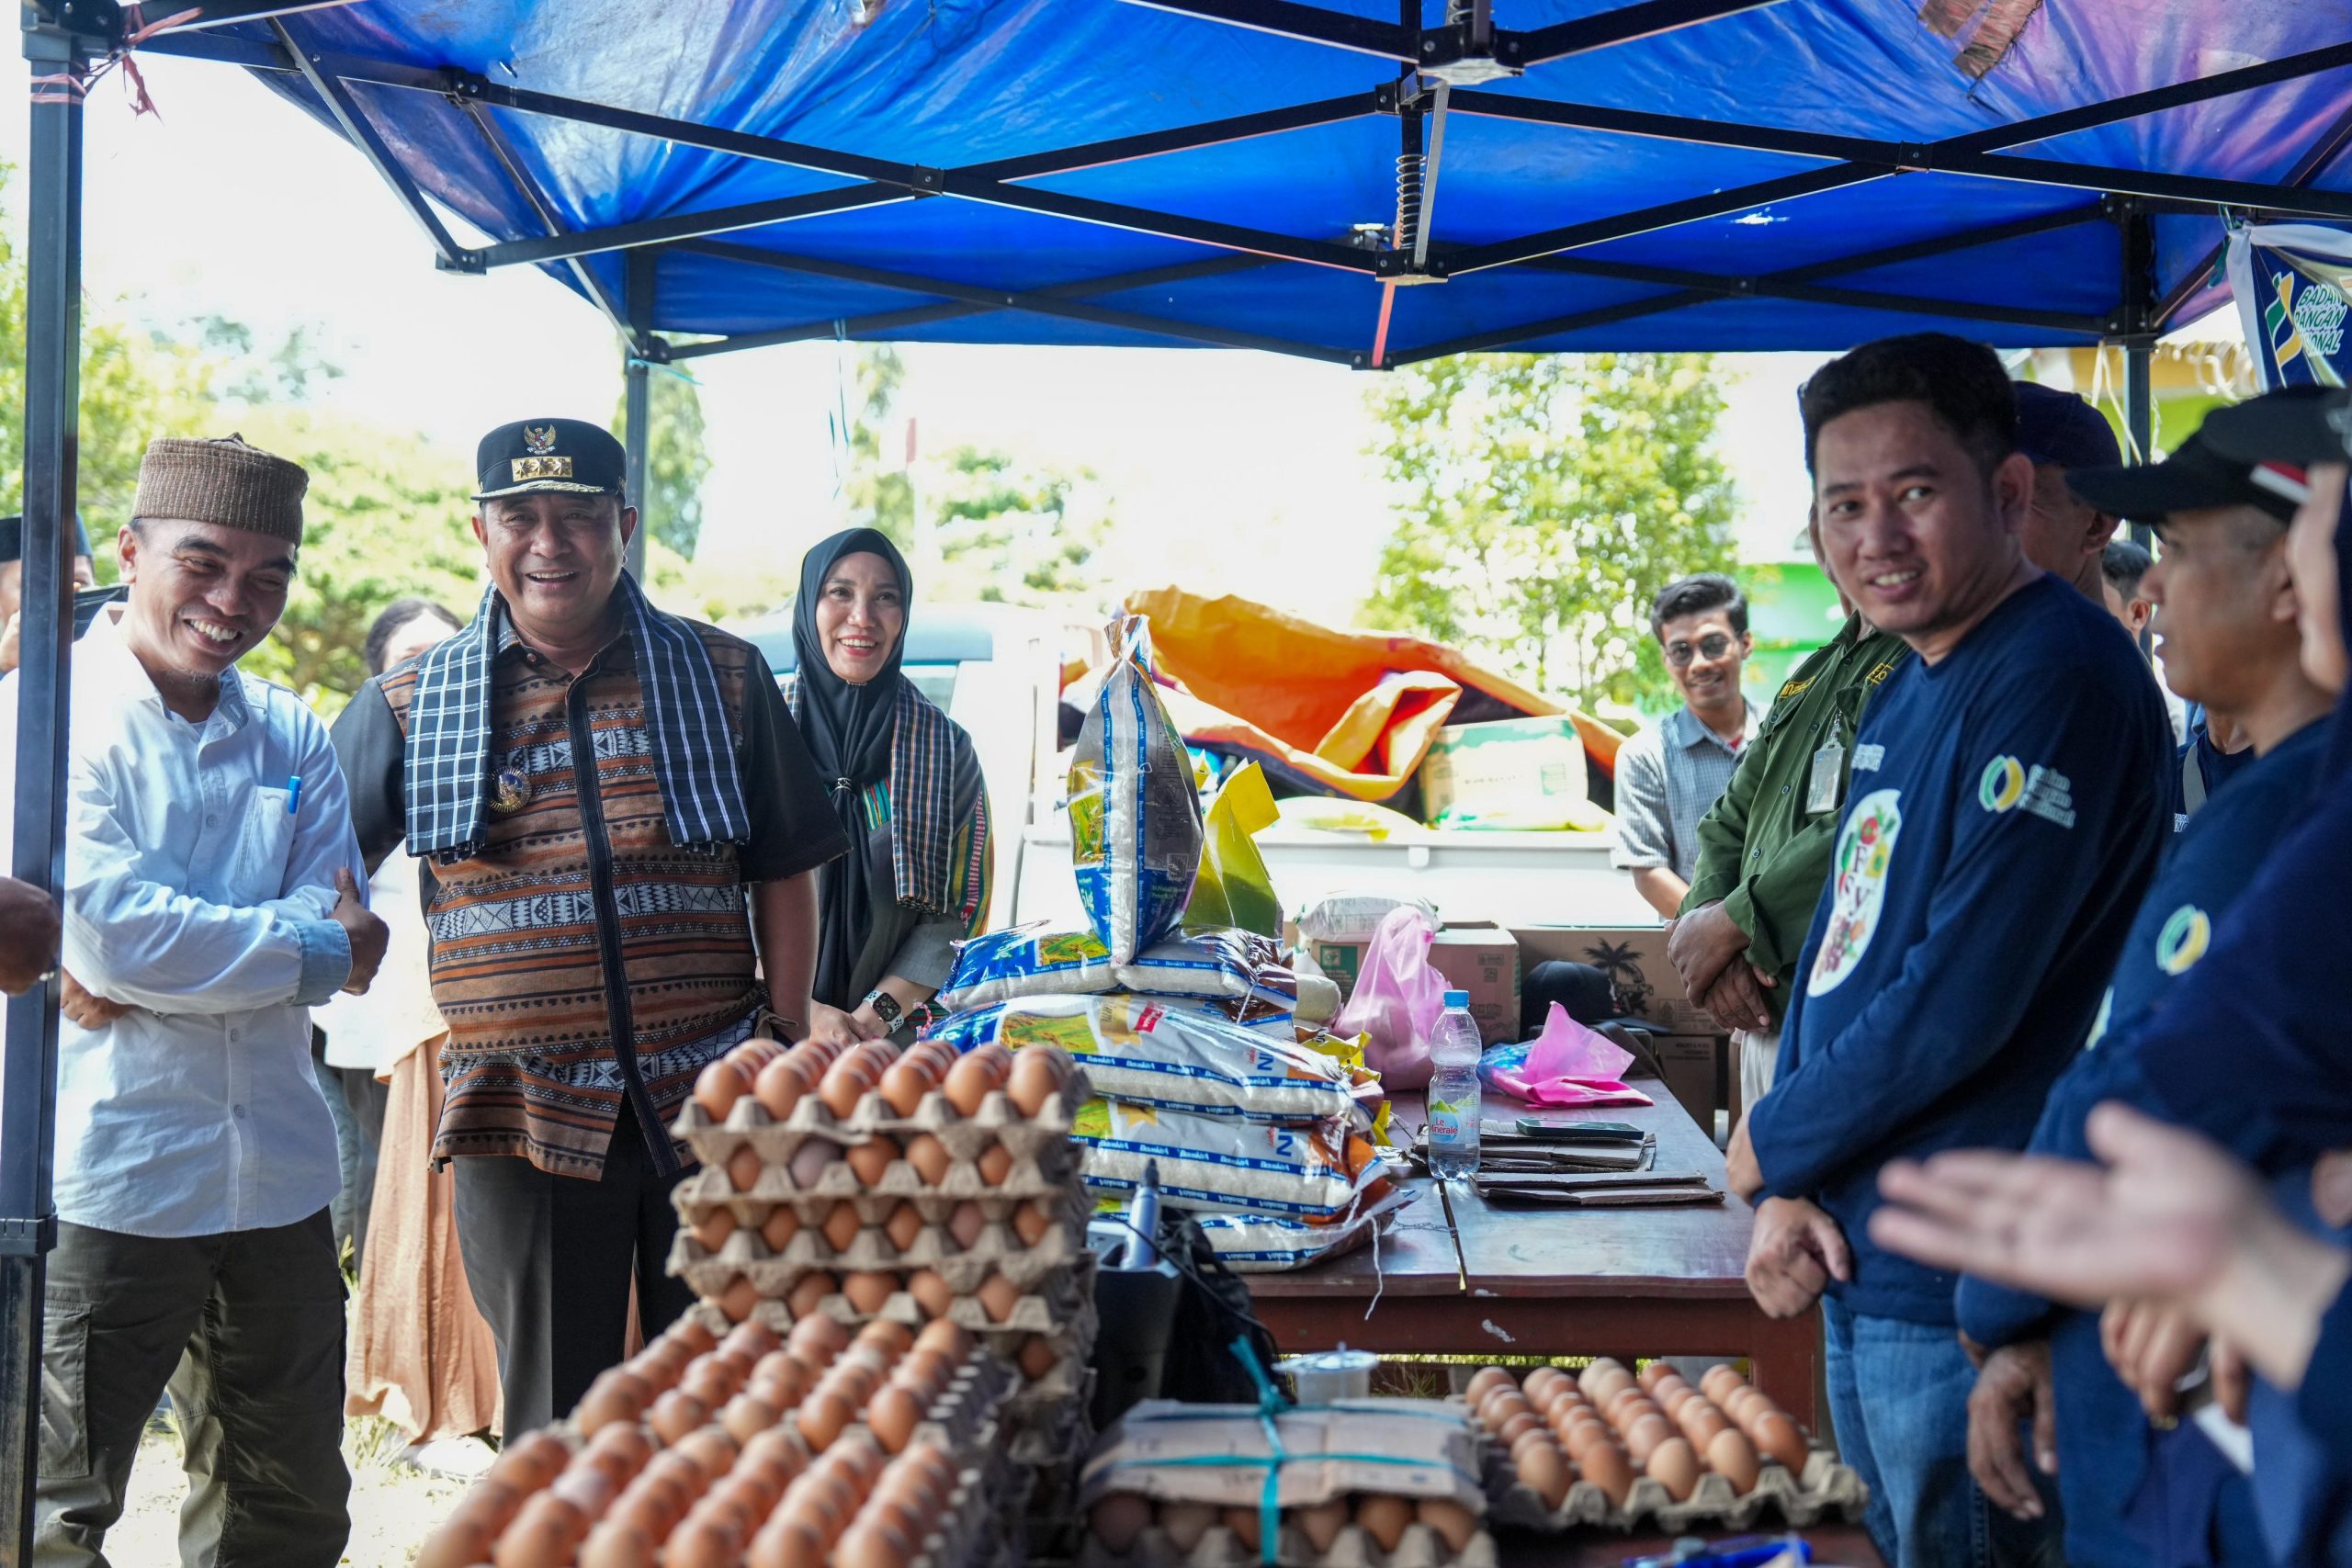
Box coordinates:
[136,0,2352,368]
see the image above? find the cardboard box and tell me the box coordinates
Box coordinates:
[1648,1032,1725,1130]
[1306,937,1369,1001]
[1509,925,1713,1036]
[1417,716,1589,829]
[1430,923,1521,1045]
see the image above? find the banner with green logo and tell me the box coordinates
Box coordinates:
[2229,224,2352,390]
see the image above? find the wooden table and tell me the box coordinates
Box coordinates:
[1248,1089,1822,1429]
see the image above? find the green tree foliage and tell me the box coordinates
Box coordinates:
[1363,352,1736,709]
[842,346,914,547]
[611,362,711,559]
[932,446,1114,607]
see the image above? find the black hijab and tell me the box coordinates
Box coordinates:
[793,527,913,1010]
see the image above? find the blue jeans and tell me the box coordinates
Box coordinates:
[1824,1298,2064,1568]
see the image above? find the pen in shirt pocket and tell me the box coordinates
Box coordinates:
[286,775,302,816]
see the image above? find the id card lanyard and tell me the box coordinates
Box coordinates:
[1806,716,1847,817]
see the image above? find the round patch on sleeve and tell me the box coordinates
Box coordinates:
[1808,788,1904,997]
[2155,905,2211,975]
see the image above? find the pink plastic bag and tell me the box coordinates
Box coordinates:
[1476,1002,1654,1108]
[1333,904,1446,1090]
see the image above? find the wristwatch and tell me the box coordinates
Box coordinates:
[863,988,903,1028]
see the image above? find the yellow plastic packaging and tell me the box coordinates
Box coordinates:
[1182,763,1282,938]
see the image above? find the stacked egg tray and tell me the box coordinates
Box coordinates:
[1464,1361,1867,1535]
[1075,1504,1499,1568]
[413,1313,1021,1568]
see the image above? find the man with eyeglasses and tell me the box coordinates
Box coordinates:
[1612,573,1760,920]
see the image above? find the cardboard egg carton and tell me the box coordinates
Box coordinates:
[906,1347,1021,1458]
[670,1070,1091,1171]
[906,1463,1015,1568]
[670,1138,1083,1226]
[1478,1436,1867,1534]
[668,1204,1091,1299]
[684,1253,1100,1343]
[1078,1518,1500,1568]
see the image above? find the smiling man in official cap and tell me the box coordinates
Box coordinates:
[330,417,848,1432]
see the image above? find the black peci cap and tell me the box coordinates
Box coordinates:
[2198,385,2352,477]
[2067,428,2302,526]
[2014,382,2123,472]
[0,513,94,564]
[472,418,628,502]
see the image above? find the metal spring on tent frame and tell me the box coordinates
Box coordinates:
[1393,152,1425,254]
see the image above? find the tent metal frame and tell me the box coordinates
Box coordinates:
[3,0,2343,1553]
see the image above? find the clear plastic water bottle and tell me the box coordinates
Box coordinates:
[1426,989,1483,1182]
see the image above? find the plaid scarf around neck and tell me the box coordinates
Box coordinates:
[787,675,963,912]
[402,574,751,861]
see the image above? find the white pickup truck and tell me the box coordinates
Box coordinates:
[729,604,1655,933]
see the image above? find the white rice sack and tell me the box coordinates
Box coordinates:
[1296,892,1437,943]
[1069,615,1204,964]
[923,993,1353,1121]
[1191,1190,1411,1271]
[1073,1099,1397,1223]
[939,927,1297,1015]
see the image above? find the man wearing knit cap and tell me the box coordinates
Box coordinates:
[332,418,845,1433]
[0,434,388,1566]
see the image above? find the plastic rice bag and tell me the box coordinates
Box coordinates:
[1069,615,1204,963]
[938,926,1296,1015]
[1072,1099,1395,1222]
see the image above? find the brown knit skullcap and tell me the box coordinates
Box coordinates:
[130,434,308,547]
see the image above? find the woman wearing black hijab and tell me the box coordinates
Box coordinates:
[790,528,991,1043]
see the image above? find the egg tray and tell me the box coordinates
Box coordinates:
[908,1462,1021,1568]
[1478,1439,1867,1535]
[672,1141,1085,1226]
[1077,1518,1501,1568]
[906,1343,1023,1459]
[670,1071,1091,1170]
[669,1205,1092,1299]
[689,1250,1101,1342]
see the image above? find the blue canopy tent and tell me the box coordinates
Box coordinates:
[7,0,2352,1546]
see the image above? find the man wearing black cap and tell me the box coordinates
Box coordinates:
[2012,382,2123,601]
[1951,406,2337,1568]
[331,418,849,1433]
[0,510,98,674]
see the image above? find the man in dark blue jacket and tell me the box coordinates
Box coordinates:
[1953,412,2335,1568]
[1724,334,2171,1568]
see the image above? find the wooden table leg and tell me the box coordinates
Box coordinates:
[1739,1309,1821,1433]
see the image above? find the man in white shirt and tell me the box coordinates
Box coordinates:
[0,435,388,1567]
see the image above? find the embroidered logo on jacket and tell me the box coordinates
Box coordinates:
[1809,788,1903,997]
[2155,905,2211,975]
[1979,755,2076,828]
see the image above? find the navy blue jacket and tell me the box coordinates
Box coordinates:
[1752,575,2172,1325]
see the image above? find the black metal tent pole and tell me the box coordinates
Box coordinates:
[3,3,99,1559]
[623,252,653,581]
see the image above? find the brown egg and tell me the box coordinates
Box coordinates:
[903,1134,952,1187]
[1221,1506,1262,1553]
[741,1427,809,1483]
[1159,1503,1216,1552]
[761,1206,801,1251]
[906,1269,953,1320]
[1354,1495,1413,1551]
[858,1318,914,1359]
[1516,1440,1570,1510]
[721,1320,782,1365]
[942,1054,999,1117]
[1651,1371,1691,1403]
[1479,1385,1532,1428]
[718,1276,762,1325]
[1678,1399,1729,1450]
[1012,1201,1054,1247]
[1292,1499,1348,1553]
[695,1057,753,1120]
[1604,1385,1652,1427]
[842,1271,897,1314]
[647,1389,711,1446]
[579,1518,659,1568]
[1006,1050,1062,1117]
[1496,1410,1544,1446]
[1417,1498,1479,1553]
[1700,1364,1745,1403]
[1549,1404,1597,1445]
[752,1359,810,1411]
[787,1311,850,1362]
[1559,1416,1611,1463]
[1577,1358,1628,1399]
[975,1272,1022,1324]
[1510,1429,1558,1474]
[878,1062,934,1118]
[1588,1368,1635,1409]
[749,1517,827,1568]
[754,1055,811,1121]
[797,1388,856,1451]
[1623,1411,1673,1465]
[490,1494,585,1568]
[883,1202,925,1252]
[1658,1382,1696,1418]
[691,1208,738,1252]
[786,1272,837,1319]
[662,1516,747,1568]
[912,1319,969,1360]
[845,1136,900,1188]
[1707,1427,1761,1494]
[1017,1336,1058,1381]
[574,1373,648,1437]
[1747,1410,1808,1472]
[866,1384,923,1453]
[673,1426,740,1482]
[489,1430,573,1493]
[413,1515,500,1568]
[728,1146,766,1193]
[1582,1442,1634,1508]
[1725,1385,1766,1425]
[1520,1366,1570,1406]
[586,1421,654,1479]
[946,1201,988,1249]
[1636,1360,1674,1393]
[681,1359,742,1409]
[976,1145,1014,1187]
[1646,1436,1701,1502]
[721,1393,782,1446]
[820,1057,880,1121]
[820,1203,865,1253]
[1090,1494,1153,1553]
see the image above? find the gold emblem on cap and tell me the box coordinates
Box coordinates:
[510,456,575,482]
[522,424,559,456]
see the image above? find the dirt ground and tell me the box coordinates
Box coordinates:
[113,1419,465,1567]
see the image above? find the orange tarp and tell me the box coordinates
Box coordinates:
[1123,588,1623,802]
